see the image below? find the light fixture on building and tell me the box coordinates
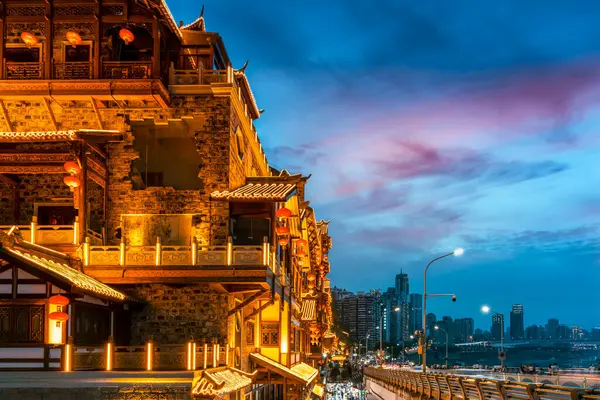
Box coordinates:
[296,249,307,257]
[63,175,81,190]
[276,207,291,220]
[49,311,69,322]
[20,32,38,47]
[276,226,290,236]
[49,294,70,307]
[119,28,135,45]
[63,161,81,175]
[278,236,289,247]
[65,31,82,47]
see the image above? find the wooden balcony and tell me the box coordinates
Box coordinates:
[102,61,151,79]
[53,62,93,80]
[0,219,103,247]
[3,61,44,80]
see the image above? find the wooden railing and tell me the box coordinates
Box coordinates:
[85,236,274,269]
[3,61,44,79]
[364,368,600,400]
[53,61,93,79]
[168,63,231,85]
[102,61,151,79]
[67,339,233,371]
[1,218,79,246]
[0,345,62,370]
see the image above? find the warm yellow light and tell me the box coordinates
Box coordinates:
[226,242,233,265]
[106,342,112,371]
[225,344,229,366]
[73,220,79,245]
[262,242,269,265]
[187,342,192,370]
[192,343,197,370]
[146,342,153,371]
[30,221,36,244]
[64,344,71,372]
[119,241,125,266]
[203,343,208,369]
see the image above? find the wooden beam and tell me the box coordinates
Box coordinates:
[0,100,13,131]
[0,153,71,163]
[42,98,58,131]
[90,97,104,130]
[0,174,17,187]
[0,165,64,174]
[88,169,105,188]
[44,1,52,80]
[245,299,274,321]
[228,289,267,317]
[87,157,107,177]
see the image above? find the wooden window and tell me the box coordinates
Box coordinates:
[0,305,44,344]
[74,303,110,346]
[260,323,279,347]
[5,45,40,63]
[246,322,255,345]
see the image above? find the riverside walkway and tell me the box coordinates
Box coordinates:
[364,368,600,400]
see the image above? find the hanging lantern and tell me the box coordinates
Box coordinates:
[63,161,81,175]
[65,31,82,47]
[296,238,307,247]
[297,258,304,266]
[48,311,69,322]
[119,28,135,45]
[278,236,289,247]
[63,175,80,190]
[20,32,38,46]
[308,282,315,289]
[296,249,306,257]
[48,294,70,306]
[276,207,291,219]
[276,226,290,236]
[307,273,316,282]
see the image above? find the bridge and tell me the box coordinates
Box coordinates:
[364,368,600,400]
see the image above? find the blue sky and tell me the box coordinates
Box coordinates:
[168,1,600,330]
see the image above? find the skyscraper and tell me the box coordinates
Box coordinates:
[341,293,378,346]
[510,304,524,340]
[454,318,474,343]
[395,272,409,302]
[546,318,559,339]
[409,293,423,334]
[381,288,397,342]
[426,313,437,338]
[491,313,504,341]
[395,272,410,341]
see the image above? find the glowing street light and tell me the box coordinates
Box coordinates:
[434,325,449,368]
[481,305,505,366]
[422,247,465,372]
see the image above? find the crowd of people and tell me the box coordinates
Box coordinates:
[325,382,365,399]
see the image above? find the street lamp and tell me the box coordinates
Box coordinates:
[434,325,449,368]
[422,248,463,373]
[481,305,505,366]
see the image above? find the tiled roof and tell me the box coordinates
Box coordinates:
[301,299,316,321]
[180,16,205,31]
[250,353,318,385]
[192,367,256,397]
[2,248,125,301]
[0,130,78,142]
[234,71,260,119]
[211,183,296,202]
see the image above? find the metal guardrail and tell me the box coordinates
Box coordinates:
[364,368,600,400]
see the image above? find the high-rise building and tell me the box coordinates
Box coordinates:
[393,272,410,342]
[571,326,583,340]
[409,294,423,335]
[591,328,600,341]
[395,272,409,302]
[331,287,353,330]
[546,318,559,339]
[510,304,524,340]
[381,288,397,342]
[491,314,504,341]
[426,313,437,338]
[557,325,570,340]
[454,318,474,343]
[341,293,377,346]
[525,325,545,340]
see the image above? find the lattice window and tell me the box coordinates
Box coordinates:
[6,6,46,16]
[55,5,95,16]
[102,5,124,16]
[131,4,152,16]
[261,323,279,347]
[0,305,45,343]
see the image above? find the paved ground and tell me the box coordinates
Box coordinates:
[0,371,194,388]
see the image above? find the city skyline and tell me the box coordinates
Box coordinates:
[166,1,600,329]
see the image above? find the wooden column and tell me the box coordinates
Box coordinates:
[78,141,88,245]
[94,0,102,79]
[152,16,160,79]
[44,0,52,79]
[0,2,4,80]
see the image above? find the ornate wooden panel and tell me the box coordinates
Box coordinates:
[126,247,155,265]
[73,351,104,370]
[0,305,44,343]
[89,246,120,265]
[260,323,279,347]
[154,351,186,371]
[161,247,191,265]
[233,248,262,265]
[197,249,227,265]
[114,351,145,370]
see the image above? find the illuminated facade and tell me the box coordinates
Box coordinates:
[0,2,332,399]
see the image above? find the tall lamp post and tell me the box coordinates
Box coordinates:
[422,248,464,373]
[434,325,449,368]
[481,305,505,366]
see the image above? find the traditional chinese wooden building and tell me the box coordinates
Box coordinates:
[0,1,332,399]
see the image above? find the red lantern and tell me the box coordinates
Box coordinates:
[119,28,135,45]
[49,311,69,322]
[307,273,316,282]
[63,175,80,189]
[296,238,307,247]
[20,32,38,46]
[278,236,289,247]
[65,31,82,47]
[276,226,289,236]
[48,294,70,306]
[276,207,291,219]
[296,249,306,257]
[308,282,315,289]
[63,161,81,175]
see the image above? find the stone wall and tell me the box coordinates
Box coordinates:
[16,174,73,224]
[125,284,230,345]
[0,184,16,225]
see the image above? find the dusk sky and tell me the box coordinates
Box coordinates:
[169,1,600,330]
